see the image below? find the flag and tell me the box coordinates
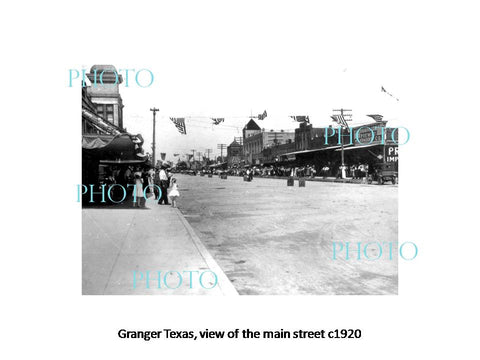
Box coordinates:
[381,86,399,101]
[367,114,384,122]
[160,153,166,161]
[257,110,267,120]
[170,117,187,134]
[331,114,349,129]
[211,118,224,125]
[290,115,310,123]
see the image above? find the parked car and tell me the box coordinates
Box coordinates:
[370,163,398,185]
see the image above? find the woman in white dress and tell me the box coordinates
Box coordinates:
[132,171,144,207]
[168,178,180,208]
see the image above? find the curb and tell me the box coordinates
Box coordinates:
[174,208,239,296]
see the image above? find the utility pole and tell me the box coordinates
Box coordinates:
[217,144,227,163]
[332,108,352,178]
[190,149,195,169]
[150,107,159,167]
[205,149,212,162]
[234,137,243,145]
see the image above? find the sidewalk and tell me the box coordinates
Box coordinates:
[82,198,238,295]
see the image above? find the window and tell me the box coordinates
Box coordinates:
[106,105,114,122]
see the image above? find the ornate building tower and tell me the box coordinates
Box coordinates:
[86,65,124,129]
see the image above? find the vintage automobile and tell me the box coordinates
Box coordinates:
[369,162,398,185]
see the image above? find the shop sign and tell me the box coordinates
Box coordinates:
[385,146,398,162]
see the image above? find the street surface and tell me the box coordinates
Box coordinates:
[174,174,398,295]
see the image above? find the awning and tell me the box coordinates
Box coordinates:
[82,133,146,162]
[99,159,147,165]
[82,134,135,151]
[335,143,383,151]
[282,145,344,157]
[209,162,228,168]
[82,108,122,136]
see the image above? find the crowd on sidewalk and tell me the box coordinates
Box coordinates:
[101,164,180,208]
[201,163,371,180]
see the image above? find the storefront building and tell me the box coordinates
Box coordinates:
[226,139,243,166]
[82,66,146,203]
[282,121,398,177]
[242,121,295,165]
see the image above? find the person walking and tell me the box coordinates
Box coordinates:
[132,171,144,207]
[157,166,169,205]
[168,178,180,208]
[146,167,155,198]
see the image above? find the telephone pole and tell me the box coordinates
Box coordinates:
[150,107,159,167]
[205,149,212,162]
[217,144,227,163]
[332,108,352,178]
[190,149,196,170]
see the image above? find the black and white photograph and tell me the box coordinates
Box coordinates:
[1,0,478,359]
[81,64,401,295]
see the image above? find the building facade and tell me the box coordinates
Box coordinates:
[226,139,243,166]
[281,121,398,176]
[294,122,325,151]
[243,124,295,165]
[86,65,124,129]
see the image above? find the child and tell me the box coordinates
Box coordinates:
[168,178,180,208]
[133,172,144,207]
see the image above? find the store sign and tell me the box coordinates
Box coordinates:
[355,126,387,145]
[385,146,398,162]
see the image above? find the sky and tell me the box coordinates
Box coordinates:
[117,63,401,162]
[76,1,405,162]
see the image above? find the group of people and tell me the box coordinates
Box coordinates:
[102,165,180,208]
[154,165,180,207]
[216,165,318,178]
[198,162,371,180]
[337,164,370,179]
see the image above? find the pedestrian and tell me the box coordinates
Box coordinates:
[157,165,169,205]
[358,163,366,179]
[132,171,144,207]
[321,165,329,178]
[146,167,155,198]
[350,164,356,179]
[168,178,180,208]
[124,166,133,183]
[305,165,311,178]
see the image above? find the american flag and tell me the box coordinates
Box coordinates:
[290,115,310,123]
[170,117,187,134]
[257,110,268,120]
[211,118,224,125]
[330,114,349,129]
[381,86,399,101]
